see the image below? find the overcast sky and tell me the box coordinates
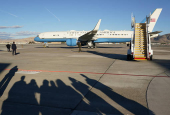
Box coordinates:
[0,0,169,39]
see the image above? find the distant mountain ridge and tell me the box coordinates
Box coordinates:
[0,37,35,43]
[151,33,170,43]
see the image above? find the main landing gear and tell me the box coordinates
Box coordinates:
[87,41,96,49]
[43,42,49,48]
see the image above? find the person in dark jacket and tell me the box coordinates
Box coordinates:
[77,42,82,52]
[12,42,17,55]
[6,43,11,52]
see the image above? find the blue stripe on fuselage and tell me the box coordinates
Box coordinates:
[34,37,131,43]
[94,38,131,43]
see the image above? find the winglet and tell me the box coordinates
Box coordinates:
[93,19,101,31]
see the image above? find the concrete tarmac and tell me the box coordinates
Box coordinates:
[0,44,170,115]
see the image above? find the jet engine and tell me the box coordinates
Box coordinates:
[66,38,77,46]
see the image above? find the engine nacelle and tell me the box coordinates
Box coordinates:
[66,39,77,46]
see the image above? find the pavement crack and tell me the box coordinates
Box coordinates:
[145,71,165,115]
[164,71,170,77]
[70,59,116,114]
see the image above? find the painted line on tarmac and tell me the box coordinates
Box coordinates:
[16,71,40,74]
[2,68,169,77]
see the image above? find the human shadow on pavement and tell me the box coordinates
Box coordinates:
[1,74,154,115]
[15,52,20,55]
[0,63,10,74]
[80,74,154,115]
[1,76,39,115]
[39,79,81,115]
[0,66,18,97]
[69,77,123,115]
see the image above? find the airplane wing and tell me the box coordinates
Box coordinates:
[78,19,101,41]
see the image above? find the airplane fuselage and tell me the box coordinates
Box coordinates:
[35,30,133,43]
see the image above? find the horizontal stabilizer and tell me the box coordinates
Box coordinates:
[149,31,162,35]
[149,31,162,38]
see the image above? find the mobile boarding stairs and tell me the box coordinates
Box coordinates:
[127,17,153,60]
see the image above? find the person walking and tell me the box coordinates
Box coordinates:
[12,42,17,55]
[6,43,11,52]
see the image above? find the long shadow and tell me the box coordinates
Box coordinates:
[0,66,18,97]
[34,46,92,49]
[39,79,82,115]
[40,79,82,108]
[34,46,123,49]
[1,75,154,115]
[69,77,123,114]
[87,50,134,61]
[96,46,123,48]
[80,74,154,115]
[0,63,10,74]
[88,51,170,71]
[35,47,78,49]
[152,59,170,71]
[1,78,81,115]
[1,76,39,115]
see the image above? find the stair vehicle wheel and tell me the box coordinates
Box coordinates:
[150,55,153,60]
[127,55,131,60]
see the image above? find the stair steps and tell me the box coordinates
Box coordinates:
[134,23,147,60]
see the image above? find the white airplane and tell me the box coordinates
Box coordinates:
[34,8,162,48]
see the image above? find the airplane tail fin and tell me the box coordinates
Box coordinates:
[141,8,162,32]
[93,19,101,31]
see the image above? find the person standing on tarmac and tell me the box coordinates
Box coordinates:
[12,42,17,55]
[77,41,82,52]
[6,43,11,52]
